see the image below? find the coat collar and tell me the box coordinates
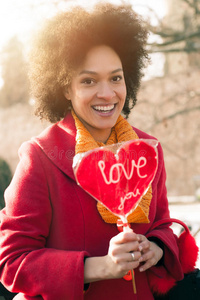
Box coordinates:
[33,112,153,182]
[33,112,77,181]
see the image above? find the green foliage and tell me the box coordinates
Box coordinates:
[0,158,12,208]
[0,36,29,107]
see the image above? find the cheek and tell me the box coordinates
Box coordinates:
[117,85,127,102]
[75,89,95,104]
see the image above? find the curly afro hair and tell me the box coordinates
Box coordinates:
[29,2,149,123]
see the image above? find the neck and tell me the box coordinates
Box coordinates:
[78,118,112,144]
[89,128,112,144]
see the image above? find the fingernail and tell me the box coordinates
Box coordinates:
[139,267,143,272]
[139,245,143,251]
[139,257,143,262]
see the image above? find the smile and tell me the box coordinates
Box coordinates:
[93,104,115,113]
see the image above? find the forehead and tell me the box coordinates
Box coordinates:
[78,45,122,72]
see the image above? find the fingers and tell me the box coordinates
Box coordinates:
[139,249,156,272]
[109,231,140,257]
[111,251,141,266]
[137,234,150,251]
[111,230,139,245]
[114,252,141,276]
[137,238,164,272]
[108,239,141,269]
[107,231,142,278]
[105,250,141,279]
[109,240,139,256]
[137,236,155,272]
[107,232,164,278]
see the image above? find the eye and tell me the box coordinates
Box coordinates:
[81,78,95,85]
[112,75,123,82]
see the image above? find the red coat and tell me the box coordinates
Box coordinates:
[0,113,184,300]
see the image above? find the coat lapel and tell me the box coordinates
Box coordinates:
[33,113,77,181]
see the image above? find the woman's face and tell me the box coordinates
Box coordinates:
[64,45,127,143]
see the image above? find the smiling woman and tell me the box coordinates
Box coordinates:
[63,45,127,143]
[0,2,196,300]
[28,3,149,122]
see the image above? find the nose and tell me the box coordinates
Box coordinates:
[96,82,115,100]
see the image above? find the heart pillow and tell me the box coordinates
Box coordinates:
[74,139,158,218]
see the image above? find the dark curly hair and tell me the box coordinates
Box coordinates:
[29,2,149,123]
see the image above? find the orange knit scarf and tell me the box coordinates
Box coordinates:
[72,110,151,224]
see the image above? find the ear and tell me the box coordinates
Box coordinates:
[63,86,71,101]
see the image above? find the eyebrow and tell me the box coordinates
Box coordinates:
[79,68,123,76]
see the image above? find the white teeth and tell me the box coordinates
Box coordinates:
[93,104,115,112]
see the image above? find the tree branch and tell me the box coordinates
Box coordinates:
[147,106,200,130]
[182,0,195,8]
[148,30,200,48]
[182,0,200,14]
[149,45,200,53]
[161,142,187,160]
[149,25,184,38]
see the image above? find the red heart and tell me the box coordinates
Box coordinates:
[75,139,158,218]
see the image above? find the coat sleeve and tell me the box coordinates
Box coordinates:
[0,141,88,300]
[145,143,184,295]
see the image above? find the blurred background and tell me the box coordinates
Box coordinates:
[0,0,200,258]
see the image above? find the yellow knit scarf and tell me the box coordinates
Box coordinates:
[72,110,151,224]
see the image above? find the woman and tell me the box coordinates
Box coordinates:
[0,3,195,300]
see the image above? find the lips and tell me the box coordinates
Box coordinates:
[92,104,115,113]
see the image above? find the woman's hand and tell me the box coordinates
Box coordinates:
[106,227,141,279]
[84,231,164,284]
[84,227,141,283]
[137,235,164,272]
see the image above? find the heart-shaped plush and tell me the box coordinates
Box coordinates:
[74,139,158,218]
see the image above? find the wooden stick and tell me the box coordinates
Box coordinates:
[131,269,137,294]
[121,219,137,294]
